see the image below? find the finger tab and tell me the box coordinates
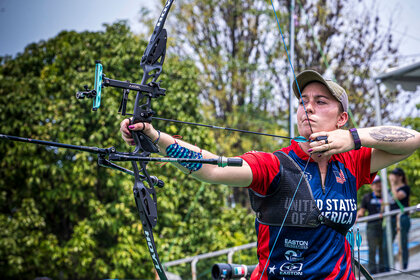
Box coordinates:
[315,136,328,142]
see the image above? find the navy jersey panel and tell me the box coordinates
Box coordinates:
[241,141,374,279]
[286,149,359,229]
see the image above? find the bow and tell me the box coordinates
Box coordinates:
[76,1,239,279]
[78,1,175,278]
[103,2,173,278]
[78,2,178,277]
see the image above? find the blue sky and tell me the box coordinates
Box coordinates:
[0,0,419,64]
[0,0,147,57]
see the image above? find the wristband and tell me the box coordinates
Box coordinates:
[349,128,361,150]
[153,130,161,144]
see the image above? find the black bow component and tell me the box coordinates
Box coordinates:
[75,1,241,279]
[77,2,175,277]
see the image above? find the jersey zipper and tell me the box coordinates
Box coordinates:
[315,163,325,194]
[316,162,331,194]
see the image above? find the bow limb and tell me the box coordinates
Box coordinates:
[131,0,175,154]
[132,160,168,280]
[130,1,175,278]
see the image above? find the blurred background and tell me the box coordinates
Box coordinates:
[0,0,419,279]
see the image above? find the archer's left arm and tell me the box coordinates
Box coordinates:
[357,126,420,173]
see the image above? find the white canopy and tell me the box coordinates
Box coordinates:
[374,61,420,92]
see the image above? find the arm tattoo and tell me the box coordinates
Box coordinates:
[369,127,415,142]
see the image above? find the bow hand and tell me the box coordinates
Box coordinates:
[121,119,159,153]
[130,121,159,154]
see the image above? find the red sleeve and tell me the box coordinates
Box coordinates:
[338,147,376,190]
[239,151,280,195]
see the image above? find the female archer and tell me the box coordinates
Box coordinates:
[120,70,420,279]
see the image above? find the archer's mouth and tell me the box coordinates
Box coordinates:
[302,119,315,124]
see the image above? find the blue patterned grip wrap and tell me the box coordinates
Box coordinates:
[166,143,203,172]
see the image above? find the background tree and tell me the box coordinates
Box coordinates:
[0,21,255,279]
[161,0,401,207]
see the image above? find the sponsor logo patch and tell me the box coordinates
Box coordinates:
[284,250,304,262]
[284,238,309,249]
[279,262,303,276]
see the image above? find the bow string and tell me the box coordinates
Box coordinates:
[257,1,315,279]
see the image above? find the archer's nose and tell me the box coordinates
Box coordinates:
[304,101,314,113]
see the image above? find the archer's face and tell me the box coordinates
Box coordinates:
[296,82,348,137]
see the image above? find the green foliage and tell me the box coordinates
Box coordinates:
[0,21,256,279]
[169,0,290,156]
[170,0,402,207]
[397,110,420,211]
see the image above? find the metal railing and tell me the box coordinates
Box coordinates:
[357,205,418,223]
[163,205,420,280]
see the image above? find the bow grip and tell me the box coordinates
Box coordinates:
[130,120,159,154]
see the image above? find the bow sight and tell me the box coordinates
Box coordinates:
[76,58,166,153]
[76,60,166,116]
[75,61,103,110]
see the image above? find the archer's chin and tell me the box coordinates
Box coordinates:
[297,127,312,139]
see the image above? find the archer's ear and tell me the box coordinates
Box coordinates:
[337,112,348,128]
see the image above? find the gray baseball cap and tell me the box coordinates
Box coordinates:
[292,70,348,112]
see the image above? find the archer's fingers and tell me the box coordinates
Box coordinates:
[122,134,136,146]
[120,119,132,136]
[309,132,328,141]
[309,133,329,148]
[309,139,329,149]
[128,122,145,131]
[127,122,154,132]
[120,120,134,145]
[309,144,329,154]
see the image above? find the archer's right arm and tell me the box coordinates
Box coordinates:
[120,119,253,187]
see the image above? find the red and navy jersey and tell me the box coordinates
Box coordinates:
[240,140,375,280]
